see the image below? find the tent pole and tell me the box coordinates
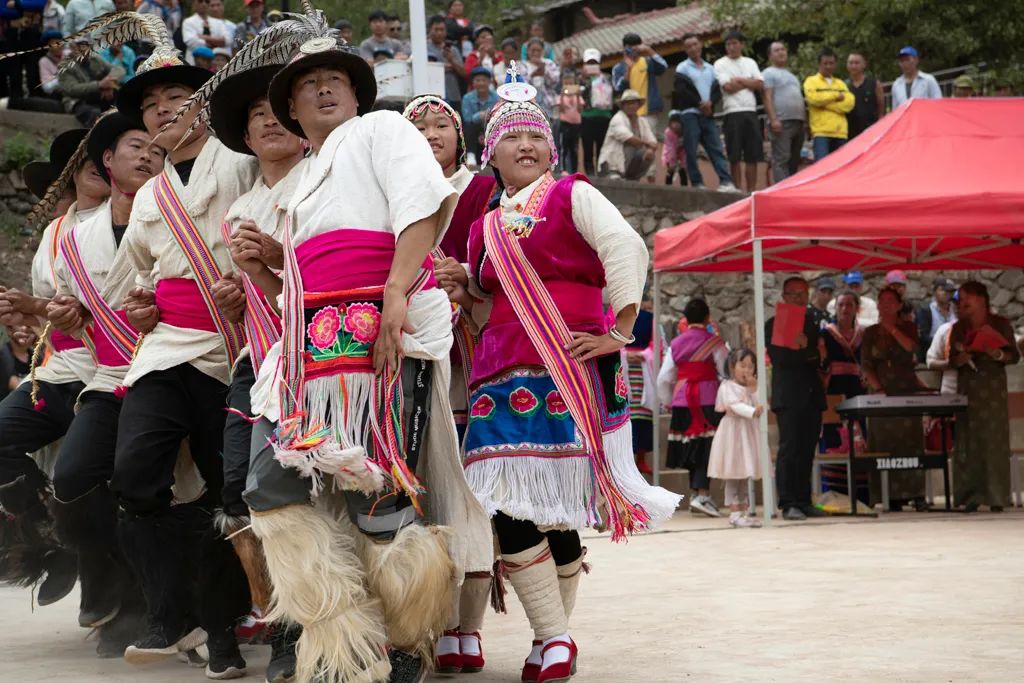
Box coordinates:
[409,0,429,93]
[652,270,662,489]
[753,238,775,525]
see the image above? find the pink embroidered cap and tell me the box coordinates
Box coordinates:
[481,61,558,167]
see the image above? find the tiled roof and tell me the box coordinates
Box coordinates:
[501,0,584,21]
[553,4,716,61]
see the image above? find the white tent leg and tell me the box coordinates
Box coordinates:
[753,238,775,525]
[652,270,662,488]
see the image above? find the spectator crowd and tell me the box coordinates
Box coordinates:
[1,3,1016,174]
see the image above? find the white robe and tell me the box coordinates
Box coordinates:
[250,111,491,574]
[121,137,259,388]
[29,202,100,387]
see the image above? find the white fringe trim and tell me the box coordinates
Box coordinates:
[273,373,386,497]
[603,424,683,528]
[464,423,683,531]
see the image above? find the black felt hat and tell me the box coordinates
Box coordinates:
[22,161,58,200]
[209,65,283,155]
[117,54,213,124]
[86,111,147,184]
[267,37,377,139]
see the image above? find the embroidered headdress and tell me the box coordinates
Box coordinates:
[402,94,466,167]
[482,61,557,167]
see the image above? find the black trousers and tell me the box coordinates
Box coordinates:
[222,358,255,516]
[774,405,823,510]
[559,122,581,175]
[464,119,484,161]
[493,511,582,566]
[53,391,122,502]
[111,364,228,514]
[580,116,610,176]
[0,380,82,490]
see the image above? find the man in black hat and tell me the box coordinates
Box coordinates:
[44,111,164,657]
[0,128,109,609]
[205,64,308,683]
[99,22,258,674]
[241,32,473,683]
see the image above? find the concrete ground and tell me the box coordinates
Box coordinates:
[1,510,1022,683]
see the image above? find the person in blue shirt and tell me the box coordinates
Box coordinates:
[460,66,498,166]
[100,44,137,84]
[671,33,736,191]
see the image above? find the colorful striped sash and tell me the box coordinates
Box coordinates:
[221,220,281,374]
[483,206,649,542]
[153,172,245,366]
[59,225,138,365]
[47,214,66,287]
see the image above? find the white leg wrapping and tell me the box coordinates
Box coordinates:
[458,576,491,633]
[503,541,567,641]
[355,523,455,661]
[251,505,390,683]
[556,556,583,620]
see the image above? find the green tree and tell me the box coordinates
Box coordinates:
[234,1,534,42]
[708,0,1024,80]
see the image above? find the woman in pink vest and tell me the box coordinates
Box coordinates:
[657,298,728,517]
[440,64,680,683]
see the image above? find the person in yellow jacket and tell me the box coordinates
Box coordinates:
[803,46,854,160]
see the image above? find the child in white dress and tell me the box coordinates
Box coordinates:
[708,349,764,528]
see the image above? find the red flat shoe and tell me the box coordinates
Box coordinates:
[436,629,462,674]
[537,637,577,683]
[520,640,542,682]
[459,631,484,673]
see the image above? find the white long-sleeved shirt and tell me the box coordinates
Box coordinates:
[181,13,231,64]
[926,320,957,395]
[250,111,458,420]
[121,137,259,387]
[29,203,100,387]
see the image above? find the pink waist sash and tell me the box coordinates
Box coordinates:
[51,330,84,352]
[295,229,436,291]
[472,281,605,384]
[155,278,219,333]
[92,310,134,366]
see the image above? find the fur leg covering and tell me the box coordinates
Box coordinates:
[458,574,492,633]
[355,523,455,661]
[251,505,390,683]
[556,557,584,620]
[215,511,273,613]
[503,540,567,641]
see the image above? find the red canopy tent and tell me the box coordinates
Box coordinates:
[649,99,1024,520]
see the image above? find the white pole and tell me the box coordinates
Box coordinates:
[753,232,775,525]
[408,0,429,94]
[652,270,662,488]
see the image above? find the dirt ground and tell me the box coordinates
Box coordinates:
[1,510,1021,683]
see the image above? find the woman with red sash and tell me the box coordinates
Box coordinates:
[402,93,498,675]
[0,128,108,607]
[238,21,490,682]
[657,298,728,518]
[821,289,869,500]
[442,65,680,683]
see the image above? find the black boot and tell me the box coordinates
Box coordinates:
[96,581,146,658]
[118,508,206,663]
[205,626,246,680]
[0,474,77,605]
[265,623,300,683]
[196,516,250,680]
[53,485,130,627]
